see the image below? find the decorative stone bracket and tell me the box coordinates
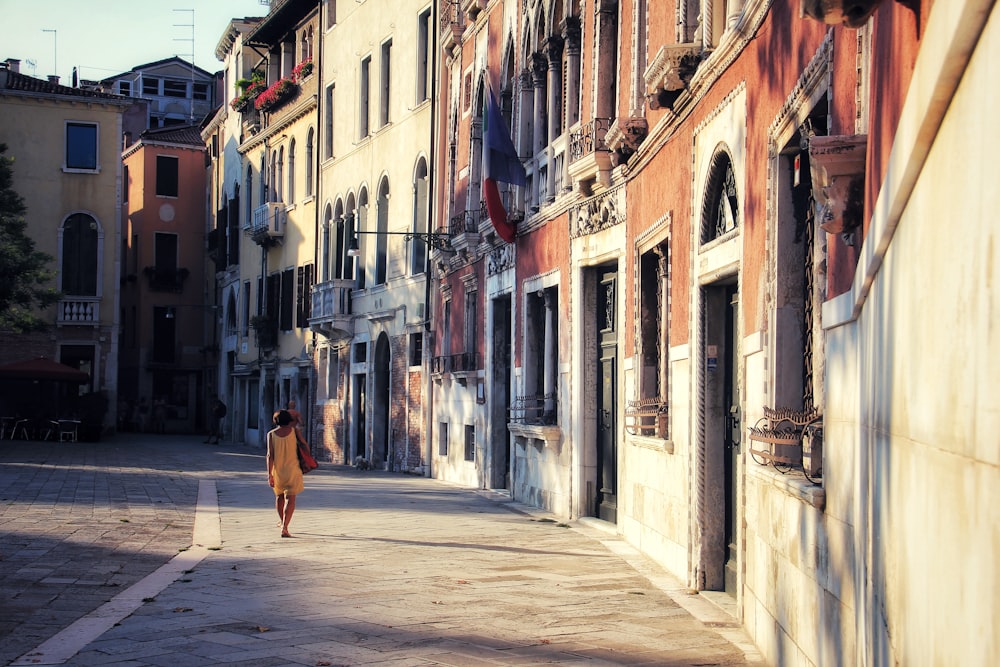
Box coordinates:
[800,0,915,29]
[643,44,700,110]
[605,116,648,160]
[807,134,867,238]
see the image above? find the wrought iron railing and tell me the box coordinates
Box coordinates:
[568,117,612,163]
[509,393,556,425]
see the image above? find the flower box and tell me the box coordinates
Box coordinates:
[255,77,299,113]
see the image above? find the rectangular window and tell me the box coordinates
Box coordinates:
[324,84,335,159]
[66,122,98,171]
[464,425,475,462]
[242,280,251,336]
[380,40,392,127]
[359,56,371,138]
[123,165,129,203]
[637,244,670,437]
[193,82,210,100]
[416,10,430,103]
[155,155,179,197]
[163,79,187,98]
[154,232,178,272]
[296,264,314,328]
[439,422,448,456]
[142,76,159,96]
[152,306,177,363]
[326,0,337,29]
[280,268,294,332]
[409,332,423,367]
[119,80,131,96]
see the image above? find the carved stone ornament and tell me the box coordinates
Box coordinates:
[605,116,648,156]
[572,187,623,238]
[644,44,700,101]
[807,134,867,235]
[800,0,885,28]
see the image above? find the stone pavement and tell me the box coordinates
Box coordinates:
[0,434,763,666]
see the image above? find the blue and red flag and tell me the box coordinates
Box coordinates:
[482,84,526,243]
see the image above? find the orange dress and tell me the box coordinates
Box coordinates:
[268,429,304,496]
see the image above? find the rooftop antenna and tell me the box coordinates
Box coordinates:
[41,29,57,80]
[25,59,37,77]
[173,9,195,122]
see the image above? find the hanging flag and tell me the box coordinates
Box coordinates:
[482,84,526,243]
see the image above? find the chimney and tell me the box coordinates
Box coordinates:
[48,74,60,84]
[4,58,20,73]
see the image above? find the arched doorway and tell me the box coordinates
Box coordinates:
[372,332,391,469]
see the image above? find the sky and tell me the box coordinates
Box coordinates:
[0,0,267,84]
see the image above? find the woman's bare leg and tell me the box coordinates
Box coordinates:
[275,495,285,527]
[281,495,296,536]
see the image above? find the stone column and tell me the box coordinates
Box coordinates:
[531,53,548,154]
[562,17,582,128]
[543,289,556,420]
[545,36,564,145]
[518,69,534,159]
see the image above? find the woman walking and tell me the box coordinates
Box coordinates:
[266,410,304,538]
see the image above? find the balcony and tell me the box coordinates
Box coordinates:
[309,279,355,341]
[439,2,464,52]
[448,207,481,253]
[57,298,100,326]
[247,201,285,246]
[567,118,614,192]
[142,266,190,293]
[429,352,479,385]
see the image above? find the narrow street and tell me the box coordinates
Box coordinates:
[0,435,761,666]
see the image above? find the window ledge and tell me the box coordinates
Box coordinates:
[509,423,562,450]
[63,166,101,174]
[628,434,674,455]
[746,461,825,511]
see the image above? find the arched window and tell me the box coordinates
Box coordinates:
[411,158,429,275]
[357,187,369,289]
[287,139,296,203]
[244,166,254,227]
[273,149,281,202]
[61,213,99,296]
[259,154,267,205]
[322,203,333,281]
[375,178,389,285]
[305,128,315,196]
[700,149,740,244]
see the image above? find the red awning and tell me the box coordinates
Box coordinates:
[0,357,89,382]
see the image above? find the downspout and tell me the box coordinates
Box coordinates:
[312,0,323,456]
[424,0,440,478]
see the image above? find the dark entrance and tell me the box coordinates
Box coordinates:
[372,333,390,469]
[351,372,366,464]
[700,281,740,593]
[490,294,512,489]
[596,269,618,523]
[723,286,740,593]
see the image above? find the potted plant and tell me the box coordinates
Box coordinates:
[249,314,278,348]
[230,72,265,112]
[255,77,299,113]
[292,58,314,82]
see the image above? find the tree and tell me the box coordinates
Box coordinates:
[0,144,60,332]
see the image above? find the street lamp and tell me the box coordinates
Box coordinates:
[346,230,454,257]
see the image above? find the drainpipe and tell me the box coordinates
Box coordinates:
[423,0,439,479]
[313,0,323,456]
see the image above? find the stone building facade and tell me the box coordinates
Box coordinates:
[431,0,999,665]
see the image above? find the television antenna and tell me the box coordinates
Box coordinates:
[173,9,195,122]
[25,59,37,76]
